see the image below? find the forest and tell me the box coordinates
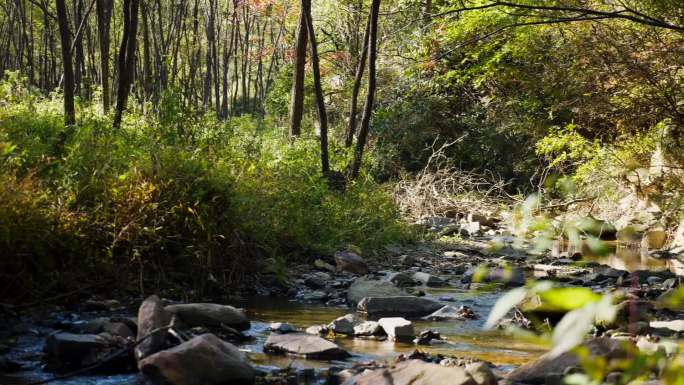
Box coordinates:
[0,1,683,385]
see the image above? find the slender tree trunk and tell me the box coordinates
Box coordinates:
[56,0,76,127]
[113,0,140,129]
[345,13,370,148]
[288,4,307,139]
[302,0,329,175]
[350,0,380,179]
[96,0,112,113]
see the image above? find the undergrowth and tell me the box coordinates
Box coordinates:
[0,76,411,303]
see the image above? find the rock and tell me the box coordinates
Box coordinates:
[347,277,406,305]
[83,299,122,312]
[398,255,415,266]
[650,320,684,334]
[270,322,296,334]
[460,222,482,237]
[305,272,331,289]
[644,230,667,249]
[468,213,498,228]
[424,305,477,321]
[414,330,441,345]
[507,338,627,384]
[378,317,414,342]
[352,359,477,385]
[632,269,675,284]
[300,290,328,301]
[412,272,445,287]
[438,223,461,236]
[328,314,356,335]
[45,333,132,371]
[314,258,336,273]
[165,303,250,331]
[353,321,383,337]
[136,295,171,361]
[465,362,497,385]
[77,317,135,339]
[357,296,443,318]
[388,271,417,287]
[139,334,254,385]
[263,333,350,360]
[305,325,329,336]
[335,251,369,275]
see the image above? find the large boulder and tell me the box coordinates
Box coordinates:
[165,303,250,331]
[378,317,414,342]
[347,277,406,305]
[139,334,255,385]
[465,362,497,385]
[357,296,443,318]
[136,295,172,361]
[351,359,477,385]
[335,251,369,275]
[264,333,350,360]
[507,338,627,384]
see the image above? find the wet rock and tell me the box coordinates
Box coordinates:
[352,359,477,385]
[632,269,675,284]
[507,338,627,384]
[465,362,497,385]
[304,272,331,289]
[357,296,443,318]
[45,333,132,372]
[329,314,356,335]
[413,330,441,345]
[270,322,296,334]
[353,321,383,337]
[412,272,445,287]
[139,334,254,385]
[264,333,350,360]
[305,325,329,336]
[335,251,369,275]
[388,272,417,287]
[378,317,414,342]
[136,295,171,361]
[78,317,135,339]
[425,305,477,321]
[165,303,250,331]
[347,277,406,305]
[300,290,328,301]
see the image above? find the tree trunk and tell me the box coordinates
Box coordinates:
[56,0,76,127]
[113,0,140,129]
[96,0,112,113]
[345,13,370,148]
[302,0,329,175]
[288,4,307,139]
[350,0,380,179]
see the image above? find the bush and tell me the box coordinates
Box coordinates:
[0,77,411,302]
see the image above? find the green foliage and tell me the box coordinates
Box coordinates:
[0,77,411,301]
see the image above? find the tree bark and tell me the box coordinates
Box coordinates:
[350,0,380,179]
[302,0,329,175]
[56,0,76,127]
[96,0,112,113]
[345,13,370,148]
[113,0,140,129]
[288,4,307,139]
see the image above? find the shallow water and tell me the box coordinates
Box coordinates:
[238,288,546,371]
